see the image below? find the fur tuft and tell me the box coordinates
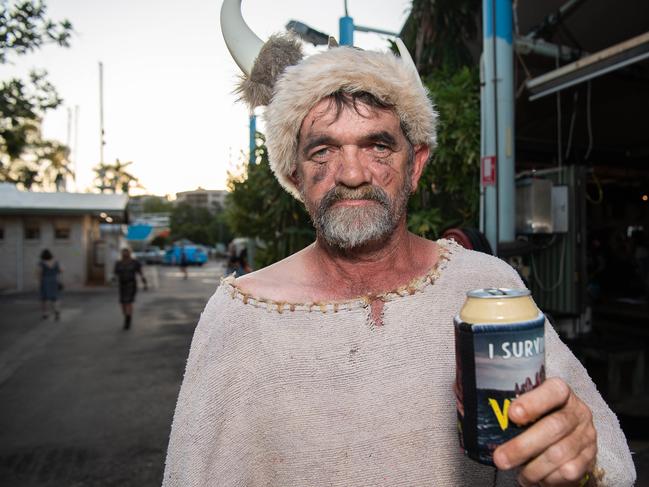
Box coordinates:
[235,33,303,109]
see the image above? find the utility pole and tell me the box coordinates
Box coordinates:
[73,105,79,191]
[99,62,106,165]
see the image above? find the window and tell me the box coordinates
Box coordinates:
[24,223,40,240]
[55,223,71,240]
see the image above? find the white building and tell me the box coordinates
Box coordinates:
[175,188,227,212]
[0,184,128,292]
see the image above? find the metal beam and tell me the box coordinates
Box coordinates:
[514,37,582,61]
[526,31,649,100]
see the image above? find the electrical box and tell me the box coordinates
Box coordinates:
[516,178,553,234]
[551,185,569,233]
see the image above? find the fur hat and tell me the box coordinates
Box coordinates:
[236,36,437,201]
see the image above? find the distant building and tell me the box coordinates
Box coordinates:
[0,184,128,292]
[127,194,170,218]
[175,188,227,212]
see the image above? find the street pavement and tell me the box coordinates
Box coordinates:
[0,261,226,487]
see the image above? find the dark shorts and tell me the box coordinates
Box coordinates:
[119,281,137,304]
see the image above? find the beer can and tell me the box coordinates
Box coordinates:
[454,288,545,465]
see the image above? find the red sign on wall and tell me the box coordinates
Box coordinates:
[481,156,496,186]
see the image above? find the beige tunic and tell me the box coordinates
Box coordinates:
[163,240,635,486]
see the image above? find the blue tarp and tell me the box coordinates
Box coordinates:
[126,224,153,241]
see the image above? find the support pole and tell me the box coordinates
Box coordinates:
[249,114,256,165]
[481,0,515,253]
[339,16,354,46]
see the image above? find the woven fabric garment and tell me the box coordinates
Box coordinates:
[163,240,635,486]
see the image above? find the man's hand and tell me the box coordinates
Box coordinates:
[493,377,597,486]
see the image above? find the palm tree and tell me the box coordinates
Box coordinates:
[37,140,73,191]
[401,0,481,75]
[93,158,142,194]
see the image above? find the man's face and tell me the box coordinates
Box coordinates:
[293,97,429,250]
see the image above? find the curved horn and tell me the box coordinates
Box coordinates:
[395,38,418,75]
[220,0,264,76]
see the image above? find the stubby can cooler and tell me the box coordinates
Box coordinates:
[454,288,546,465]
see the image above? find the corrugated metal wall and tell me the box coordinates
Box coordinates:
[528,166,587,316]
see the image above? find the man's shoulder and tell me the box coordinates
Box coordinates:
[233,248,314,302]
[443,239,522,287]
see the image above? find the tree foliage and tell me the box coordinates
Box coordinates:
[400,0,481,74]
[170,202,232,246]
[93,159,142,194]
[0,1,73,63]
[0,1,74,190]
[401,0,482,239]
[142,196,173,213]
[408,67,480,238]
[224,133,314,268]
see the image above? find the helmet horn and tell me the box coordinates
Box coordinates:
[395,38,418,75]
[220,0,264,76]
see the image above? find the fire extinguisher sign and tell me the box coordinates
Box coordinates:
[481,156,496,186]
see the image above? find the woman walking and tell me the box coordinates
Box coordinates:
[114,248,147,330]
[38,249,62,321]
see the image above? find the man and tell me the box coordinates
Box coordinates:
[163,2,635,485]
[114,248,147,330]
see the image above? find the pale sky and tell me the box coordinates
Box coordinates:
[1,0,412,197]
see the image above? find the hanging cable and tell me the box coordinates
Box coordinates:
[586,170,604,205]
[585,81,594,161]
[531,236,566,291]
[556,49,563,168]
[565,90,579,160]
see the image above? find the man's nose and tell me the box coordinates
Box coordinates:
[334,145,371,188]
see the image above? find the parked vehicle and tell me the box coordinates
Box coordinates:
[133,246,165,265]
[164,244,208,266]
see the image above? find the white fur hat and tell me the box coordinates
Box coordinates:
[221,1,437,200]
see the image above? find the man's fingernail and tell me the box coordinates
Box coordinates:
[511,404,524,419]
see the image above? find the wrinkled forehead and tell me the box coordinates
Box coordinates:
[298,96,401,141]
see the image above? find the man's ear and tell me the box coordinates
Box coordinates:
[287,164,301,190]
[409,144,430,191]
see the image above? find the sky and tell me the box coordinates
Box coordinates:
[1,0,412,197]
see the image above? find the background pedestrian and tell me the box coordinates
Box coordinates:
[114,248,147,330]
[38,249,62,321]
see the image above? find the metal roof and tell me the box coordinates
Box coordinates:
[0,183,128,216]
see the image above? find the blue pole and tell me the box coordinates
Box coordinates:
[339,16,354,46]
[482,0,498,251]
[494,0,515,245]
[481,0,515,252]
[249,114,256,165]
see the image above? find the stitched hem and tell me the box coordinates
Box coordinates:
[219,239,461,313]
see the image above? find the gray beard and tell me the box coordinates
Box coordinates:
[312,183,411,250]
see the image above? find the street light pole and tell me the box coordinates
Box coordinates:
[249,114,256,165]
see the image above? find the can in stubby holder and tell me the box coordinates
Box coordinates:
[454,288,546,465]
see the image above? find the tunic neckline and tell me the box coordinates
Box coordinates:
[219,239,459,314]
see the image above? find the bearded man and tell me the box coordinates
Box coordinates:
[162,2,635,486]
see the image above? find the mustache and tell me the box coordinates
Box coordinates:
[318,185,390,212]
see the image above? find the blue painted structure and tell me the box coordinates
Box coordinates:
[481,0,516,254]
[126,224,153,242]
[249,113,256,165]
[339,16,354,46]
[164,245,208,266]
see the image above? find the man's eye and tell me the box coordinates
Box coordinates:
[373,144,390,153]
[311,148,330,160]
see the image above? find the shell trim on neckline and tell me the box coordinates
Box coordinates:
[219,239,460,313]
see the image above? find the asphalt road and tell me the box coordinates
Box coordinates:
[0,261,225,487]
